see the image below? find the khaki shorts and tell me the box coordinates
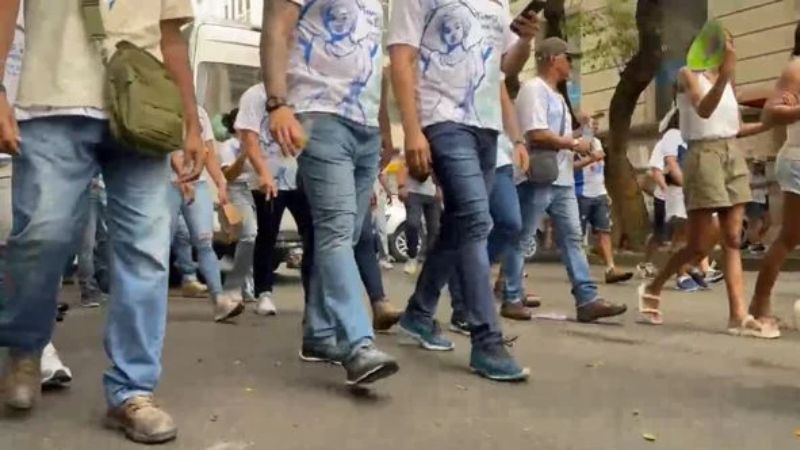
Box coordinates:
[683,139,752,211]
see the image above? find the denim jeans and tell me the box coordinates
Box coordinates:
[223,182,257,294]
[403,192,441,260]
[405,122,501,349]
[298,113,378,349]
[172,213,197,282]
[78,181,108,299]
[355,207,385,303]
[169,180,222,296]
[502,182,598,307]
[252,189,312,296]
[0,116,171,408]
[487,164,522,264]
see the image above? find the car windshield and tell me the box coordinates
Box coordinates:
[196,61,261,126]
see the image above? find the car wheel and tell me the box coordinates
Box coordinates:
[389,224,409,263]
[524,237,537,262]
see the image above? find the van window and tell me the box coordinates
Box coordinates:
[196,61,261,122]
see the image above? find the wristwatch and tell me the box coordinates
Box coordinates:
[265,96,289,113]
[513,139,526,147]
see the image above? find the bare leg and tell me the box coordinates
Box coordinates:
[698,257,711,273]
[596,232,615,269]
[645,210,716,307]
[747,215,764,246]
[717,205,748,325]
[750,192,800,319]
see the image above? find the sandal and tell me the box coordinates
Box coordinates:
[636,283,663,325]
[728,315,781,339]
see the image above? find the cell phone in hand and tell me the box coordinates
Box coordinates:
[510,0,546,35]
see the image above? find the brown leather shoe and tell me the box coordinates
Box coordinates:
[500,302,532,321]
[605,268,634,284]
[106,396,177,444]
[372,300,402,332]
[3,352,41,411]
[521,293,542,308]
[576,299,628,323]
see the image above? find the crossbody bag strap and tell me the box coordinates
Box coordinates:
[80,0,110,62]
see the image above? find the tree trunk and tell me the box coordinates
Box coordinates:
[606,0,664,249]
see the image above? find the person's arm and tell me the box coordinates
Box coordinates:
[664,156,683,187]
[762,61,800,126]
[261,0,306,155]
[678,37,735,119]
[501,83,529,172]
[737,122,771,138]
[397,163,409,201]
[161,18,205,181]
[390,45,431,177]
[203,142,229,204]
[222,149,249,183]
[573,154,597,170]
[379,71,395,167]
[0,0,20,155]
[650,168,669,192]
[238,129,277,197]
[501,13,539,78]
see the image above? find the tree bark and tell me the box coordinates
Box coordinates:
[606,0,664,249]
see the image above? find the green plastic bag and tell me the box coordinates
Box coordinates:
[687,20,726,71]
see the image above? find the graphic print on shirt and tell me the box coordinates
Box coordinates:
[296,0,382,124]
[419,1,493,125]
[260,115,296,189]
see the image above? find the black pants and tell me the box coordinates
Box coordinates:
[252,189,313,296]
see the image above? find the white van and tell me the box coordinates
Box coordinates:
[185,20,303,270]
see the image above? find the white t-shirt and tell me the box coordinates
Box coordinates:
[388,0,517,131]
[648,139,666,201]
[574,138,606,198]
[406,171,437,196]
[515,77,575,186]
[497,134,513,168]
[287,0,384,127]
[218,138,253,186]
[657,129,687,219]
[235,84,298,191]
[750,173,768,204]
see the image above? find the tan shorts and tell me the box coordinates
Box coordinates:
[683,139,752,211]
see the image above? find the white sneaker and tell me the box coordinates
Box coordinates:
[213,292,244,322]
[255,292,278,316]
[403,259,418,275]
[41,342,72,388]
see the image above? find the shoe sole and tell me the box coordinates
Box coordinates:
[398,324,454,351]
[105,417,177,445]
[254,309,278,316]
[297,351,343,366]
[41,370,72,389]
[605,274,634,284]
[214,302,245,322]
[4,396,36,411]
[470,366,530,382]
[346,361,400,386]
[448,324,471,337]
[576,305,628,323]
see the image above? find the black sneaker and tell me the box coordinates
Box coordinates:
[688,269,709,290]
[448,319,471,336]
[344,341,399,386]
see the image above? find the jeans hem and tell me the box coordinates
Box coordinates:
[107,389,154,409]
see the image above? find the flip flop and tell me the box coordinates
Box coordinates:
[728,315,781,339]
[636,283,663,325]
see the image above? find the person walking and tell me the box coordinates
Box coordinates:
[398,162,441,276]
[501,38,628,324]
[638,32,770,335]
[261,0,399,386]
[747,51,800,338]
[389,0,535,380]
[0,0,205,443]
[77,175,109,307]
[573,115,633,285]
[236,82,310,317]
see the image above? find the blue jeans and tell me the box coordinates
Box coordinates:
[503,183,598,307]
[405,122,501,349]
[0,116,171,408]
[169,180,222,296]
[355,207,385,303]
[78,181,108,299]
[172,213,197,282]
[487,164,522,264]
[223,182,257,293]
[298,113,378,349]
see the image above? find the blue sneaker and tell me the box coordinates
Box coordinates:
[299,338,348,365]
[688,269,709,290]
[676,275,700,293]
[470,344,529,382]
[398,315,454,351]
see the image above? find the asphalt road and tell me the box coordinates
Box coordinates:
[2,263,800,450]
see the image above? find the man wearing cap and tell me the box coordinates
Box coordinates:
[500,37,628,323]
[388,0,535,381]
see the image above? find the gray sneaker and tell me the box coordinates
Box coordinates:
[344,341,399,386]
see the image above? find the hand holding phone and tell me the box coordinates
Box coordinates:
[510,0,546,35]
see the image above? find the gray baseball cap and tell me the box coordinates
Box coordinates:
[535,37,582,61]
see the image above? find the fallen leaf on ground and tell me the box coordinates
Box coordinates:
[586,361,605,368]
[455,384,468,391]
[209,414,219,422]
[642,432,656,442]
[245,387,254,393]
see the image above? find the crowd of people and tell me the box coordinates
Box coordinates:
[1,0,800,446]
